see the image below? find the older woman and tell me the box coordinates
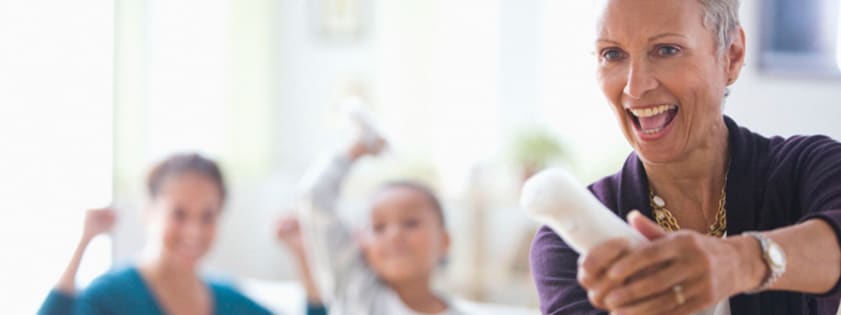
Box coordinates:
[530,0,841,314]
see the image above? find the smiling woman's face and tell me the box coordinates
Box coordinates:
[146,172,223,269]
[595,0,744,164]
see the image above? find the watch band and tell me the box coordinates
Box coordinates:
[743,232,786,294]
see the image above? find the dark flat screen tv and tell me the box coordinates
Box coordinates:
[759,0,841,77]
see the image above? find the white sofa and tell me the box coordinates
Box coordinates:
[237,277,539,315]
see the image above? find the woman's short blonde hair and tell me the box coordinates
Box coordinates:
[698,0,740,55]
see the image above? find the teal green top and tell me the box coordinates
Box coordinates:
[37,265,274,315]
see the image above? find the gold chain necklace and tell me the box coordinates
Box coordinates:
[648,168,728,238]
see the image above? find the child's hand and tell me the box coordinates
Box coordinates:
[347,136,386,160]
[276,215,306,255]
[82,208,116,242]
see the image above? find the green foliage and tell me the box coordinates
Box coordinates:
[511,129,565,170]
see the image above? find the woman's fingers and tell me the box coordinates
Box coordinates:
[83,208,117,238]
[605,235,683,283]
[586,276,623,309]
[611,276,707,315]
[580,225,733,313]
[604,260,696,308]
[578,238,634,309]
[93,208,116,227]
[579,238,633,278]
[599,231,734,314]
[87,207,115,220]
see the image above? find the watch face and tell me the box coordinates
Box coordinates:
[769,243,786,267]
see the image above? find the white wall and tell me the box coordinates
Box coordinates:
[273,0,378,174]
[0,1,113,313]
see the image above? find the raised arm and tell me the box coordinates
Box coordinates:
[38,208,115,315]
[295,137,385,304]
[275,216,324,306]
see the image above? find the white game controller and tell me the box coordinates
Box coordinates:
[520,167,647,254]
[521,168,722,315]
[341,96,383,150]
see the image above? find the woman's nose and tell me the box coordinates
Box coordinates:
[384,225,404,241]
[183,219,203,239]
[623,59,658,99]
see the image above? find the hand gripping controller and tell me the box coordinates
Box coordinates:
[520,168,647,254]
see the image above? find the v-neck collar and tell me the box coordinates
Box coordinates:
[129,265,217,315]
[614,116,762,232]
[612,115,769,313]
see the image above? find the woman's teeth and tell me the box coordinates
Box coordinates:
[642,127,663,134]
[629,104,677,118]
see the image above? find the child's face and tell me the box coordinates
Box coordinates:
[362,187,449,284]
[146,173,222,269]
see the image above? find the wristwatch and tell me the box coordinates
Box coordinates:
[743,232,786,294]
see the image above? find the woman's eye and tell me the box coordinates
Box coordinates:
[656,45,681,56]
[601,49,624,61]
[403,218,419,228]
[373,224,385,234]
[201,210,215,224]
[173,208,186,222]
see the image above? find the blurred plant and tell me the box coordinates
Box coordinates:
[510,129,566,180]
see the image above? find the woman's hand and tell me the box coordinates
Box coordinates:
[81,208,116,243]
[577,237,634,310]
[56,207,117,294]
[579,211,756,315]
[578,211,664,310]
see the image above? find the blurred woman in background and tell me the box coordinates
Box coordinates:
[39,153,274,315]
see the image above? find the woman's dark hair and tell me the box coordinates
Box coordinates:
[146,153,227,202]
[376,180,446,228]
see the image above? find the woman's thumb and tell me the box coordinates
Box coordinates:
[627,210,667,240]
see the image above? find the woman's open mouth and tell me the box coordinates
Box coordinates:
[626,104,679,139]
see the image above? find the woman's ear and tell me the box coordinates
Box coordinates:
[724,26,747,86]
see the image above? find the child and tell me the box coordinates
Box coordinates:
[296,136,462,315]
